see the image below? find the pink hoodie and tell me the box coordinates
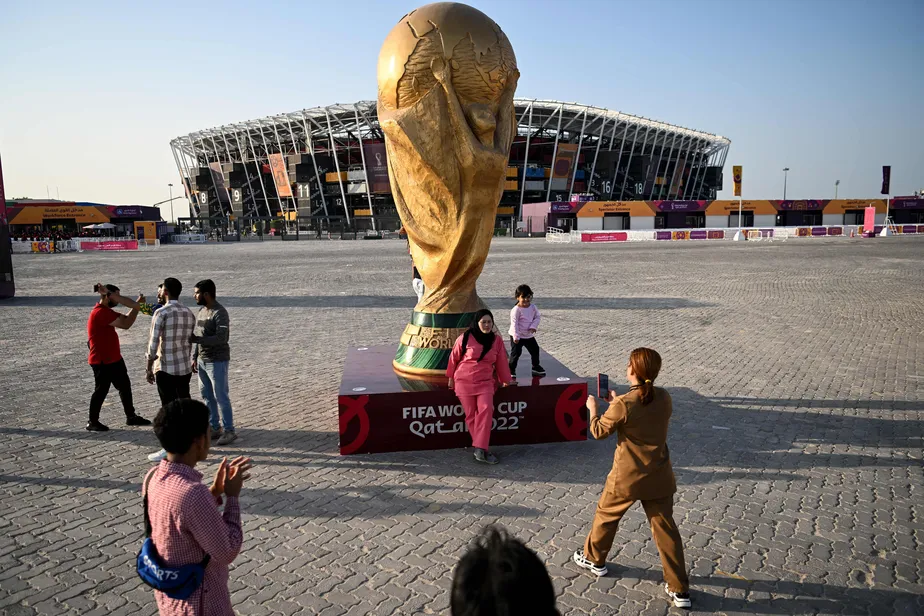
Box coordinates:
[509,304,540,340]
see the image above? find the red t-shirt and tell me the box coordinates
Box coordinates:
[87,304,122,365]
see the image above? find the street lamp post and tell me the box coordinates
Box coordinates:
[783,168,790,200]
[168,183,174,224]
[835,179,840,199]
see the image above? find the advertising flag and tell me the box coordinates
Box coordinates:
[269,153,293,198]
[733,166,742,197]
[881,166,891,195]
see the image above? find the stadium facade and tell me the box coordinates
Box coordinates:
[169,99,730,227]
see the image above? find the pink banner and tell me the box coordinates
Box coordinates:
[864,206,876,231]
[581,232,627,242]
[81,240,138,251]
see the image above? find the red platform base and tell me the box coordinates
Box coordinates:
[338,345,588,455]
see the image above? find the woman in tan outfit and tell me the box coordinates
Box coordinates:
[572,348,692,609]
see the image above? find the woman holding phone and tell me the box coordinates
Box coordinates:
[572,347,692,609]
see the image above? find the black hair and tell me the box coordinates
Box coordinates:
[93,283,120,294]
[195,279,216,298]
[162,277,182,299]
[153,399,210,454]
[515,284,533,299]
[451,525,559,616]
[461,309,495,362]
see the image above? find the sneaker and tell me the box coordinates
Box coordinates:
[216,431,238,446]
[86,421,109,432]
[665,584,692,609]
[531,365,546,376]
[572,550,607,577]
[473,448,498,465]
[125,415,152,427]
[211,427,223,442]
[147,449,167,462]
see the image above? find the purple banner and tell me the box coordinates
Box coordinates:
[652,200,707,212]
[811,227,827,236]
[778,200,824,211]
[689,230,708,240]
[550,201,577,213]
[827,227,843,236]
[901,225,918,234]
[655,231,672,240]
[891,198,923,209]
[363,143,391,193]
[109,207,143,217]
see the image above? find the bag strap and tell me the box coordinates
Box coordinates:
[142,467,157,538]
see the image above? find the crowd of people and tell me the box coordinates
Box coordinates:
[90,266,691,613]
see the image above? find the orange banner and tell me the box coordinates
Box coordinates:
[705,200,777,215]
[732,166,742,197]
[268,153,292,198]
[9,205,110,225]
[576,201,656,217]
[551,143,578,179]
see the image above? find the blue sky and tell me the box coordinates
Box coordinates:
[1,0,922,217]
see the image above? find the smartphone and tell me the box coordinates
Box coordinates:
[596,373,609,398]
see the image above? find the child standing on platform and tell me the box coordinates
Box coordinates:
[508,285,545,378]
[446,309,513,465]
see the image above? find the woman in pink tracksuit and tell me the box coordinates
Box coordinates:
[446,309,513,465]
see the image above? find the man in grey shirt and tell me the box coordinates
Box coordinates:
[189,279,236,445]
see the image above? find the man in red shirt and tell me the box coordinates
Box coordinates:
[87,283,152,431]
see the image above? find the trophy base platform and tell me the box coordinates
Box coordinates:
[338,345,588,455]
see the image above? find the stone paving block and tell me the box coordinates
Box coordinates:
[1,238,922,615]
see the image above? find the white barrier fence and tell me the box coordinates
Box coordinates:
[567,224,911,244]
[10,237,159,254]
[169,234,208,244]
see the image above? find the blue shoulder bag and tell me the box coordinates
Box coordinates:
[136,469,211,600]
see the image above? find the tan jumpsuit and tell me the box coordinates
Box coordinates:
[583,387,689,593]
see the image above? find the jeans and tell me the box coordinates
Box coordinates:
[155,371,192,407]
[198,360,234,432]
[89,359,136,422]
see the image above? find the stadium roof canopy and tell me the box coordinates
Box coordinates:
[170,99,730,159]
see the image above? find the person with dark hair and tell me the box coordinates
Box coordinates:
[446,309,513,464]
[146,278,197,462]
[85,282,151,431]
[189,279,236,446]
[145,399,252,615]
[451,525,559,616]
[572,347,692,609]
[508,284,545,379]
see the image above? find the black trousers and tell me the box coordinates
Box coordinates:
[509,336,541,371]
[155,371,192,407]
[89,359,136,423]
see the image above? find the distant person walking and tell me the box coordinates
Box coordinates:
[572,348,691,609]
[189,279,237,446]
[146,277,196,462]
[446,309,513,465]
[86,283,152,431]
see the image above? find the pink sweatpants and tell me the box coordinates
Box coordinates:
[458,393,494,451]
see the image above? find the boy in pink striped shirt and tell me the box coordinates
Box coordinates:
[508,285,546,379]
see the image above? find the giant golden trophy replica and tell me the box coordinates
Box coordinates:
[377,2,518,376]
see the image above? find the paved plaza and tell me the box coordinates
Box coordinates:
[0,236,922,616]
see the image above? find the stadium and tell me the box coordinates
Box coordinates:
[168,99,731,233]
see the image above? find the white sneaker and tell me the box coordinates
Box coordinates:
[665,584,692,608]
[147,448,167,462]
[572,550,607,576]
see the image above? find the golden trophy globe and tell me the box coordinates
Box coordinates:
[377,2,519,377]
